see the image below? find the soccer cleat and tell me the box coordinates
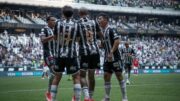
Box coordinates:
[45,91,52,101]
[72,95,75,101]
[126,79,130,85]
[122,98,128,101]
[101,97,110,101]
[84,98,95,101]
[89,99,95,101]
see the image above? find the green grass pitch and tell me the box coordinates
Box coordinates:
[0,74,180,101]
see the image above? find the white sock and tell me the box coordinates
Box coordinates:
[50,85,58,101]
[125,73,129,82]
[104,82,111,98]
[82,86,89,99]
[74,84,81,101]
[48,75,54,92]
[119,80,127,99]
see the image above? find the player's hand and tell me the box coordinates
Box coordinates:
[108,52,113,62]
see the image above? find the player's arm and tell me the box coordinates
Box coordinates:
[108,28,120,61]
[40,28,54,43]
[110,28,120,54]
[41,35,54,43]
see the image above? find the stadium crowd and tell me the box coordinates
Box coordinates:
[0,31,180,69]
[0,32,43,69]
[130,36,180,69]
[0,5,180,69]
[108,16,179,31]
[1,8,179,32]
[80,0,179,9]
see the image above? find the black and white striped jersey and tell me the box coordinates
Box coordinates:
[102,25,121,62]
[78,17,101,56]
[40,26,56,56]
[120,47,135,64]
[54,19,79,58]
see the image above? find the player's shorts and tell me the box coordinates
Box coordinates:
[103,60,123,74]
[54,57,79,74]
[44,56,56,66]
[124,63,132,70]
[80,54,100,70]
[44,55,56,73]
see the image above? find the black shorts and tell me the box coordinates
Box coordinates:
[54,57,79,74]
[124,63,132,70]
[44,55,56,73]
[103,60,123,74]
[80,54,100,70]
[44,56,56,66]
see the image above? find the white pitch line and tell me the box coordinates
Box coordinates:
[0,83,179,94]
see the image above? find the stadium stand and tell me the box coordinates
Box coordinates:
[82,0,179,9]
[0,1,180,72]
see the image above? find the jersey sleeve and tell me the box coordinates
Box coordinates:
[110,28,119,40]
[39,28,46,37]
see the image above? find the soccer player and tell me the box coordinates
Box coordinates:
[51,6,81,101]
[39,16,56,101]
[133,57,139,75]
[98,13,128,101]
[77,7,102,101]
[121,42,135,85]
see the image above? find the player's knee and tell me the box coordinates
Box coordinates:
[80,70,86,77]
[104,73,111,81]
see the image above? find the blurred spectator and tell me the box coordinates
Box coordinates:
[0,32,43,69]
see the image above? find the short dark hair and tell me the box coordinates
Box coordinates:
[46,16,54,22]
[62,5,73,18]
[98,13,109,22]
[79,7,88,16]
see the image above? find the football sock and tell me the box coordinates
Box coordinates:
[48,74,54,92]
[74,84,81,101]
[119,80,127,99]
[82,86,89,99]
[104,82,111,98]
[50,85,58,101]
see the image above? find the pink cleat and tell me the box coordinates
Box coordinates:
[45,91,52,101]
[84,98,95,101]
[72,95,76,101]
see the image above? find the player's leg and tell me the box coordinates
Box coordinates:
[128,64,132,79]
[88,54,100,100]
[114,61,128,101]
[102,62,112,101]
[42,71,45,79]
[50,58,64,101]
[115,72,128,101]
[72,72,81,101]
[80,55,90,100]
[51,72,62,101]
[124,64,130,84]
[127,64,132,84]
[44,56,56,98]
[88,69,95,100]
[67,74,72,81]
[67,58,81,101]
[134,66,138,76]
